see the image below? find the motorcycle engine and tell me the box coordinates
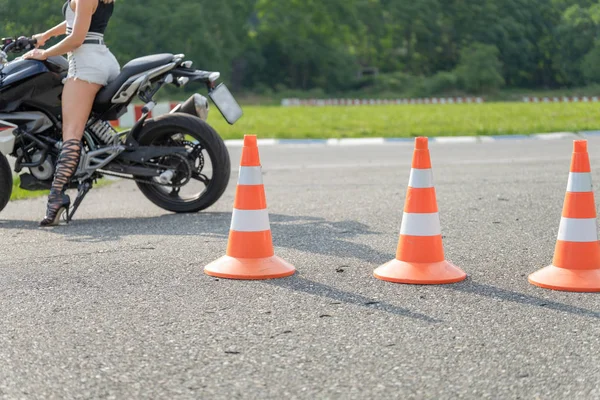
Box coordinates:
[29,150,55,181]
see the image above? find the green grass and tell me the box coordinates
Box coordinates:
[9,177,48,201]
[203,102,600,139]
[10,176,115,202]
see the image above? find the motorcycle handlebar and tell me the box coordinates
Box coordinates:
[1,36,37,53]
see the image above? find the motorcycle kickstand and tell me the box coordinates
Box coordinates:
[66,181,92,223]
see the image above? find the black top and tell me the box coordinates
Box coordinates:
[62,0,114,34]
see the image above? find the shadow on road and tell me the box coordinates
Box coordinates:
[444,280,600,319]
[0,212,393,263]
[266,274,440,323]
[3,215,594,322]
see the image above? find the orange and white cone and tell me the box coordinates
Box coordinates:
[204,135,296,280]
[374,137,467,284]
[529,140,600,292]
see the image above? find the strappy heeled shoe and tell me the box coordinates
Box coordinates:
[40,190,71,227]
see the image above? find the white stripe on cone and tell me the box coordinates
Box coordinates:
[567,172,593,193]
[238,166,263,185]
[408,168,434,188]
[400,212,441,236]
[557,217,598,242]
[230,209,271,232]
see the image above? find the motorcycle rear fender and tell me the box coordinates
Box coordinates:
[0,120,17,155]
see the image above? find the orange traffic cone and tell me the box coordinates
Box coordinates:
[204,135,296,280]
[374,137,466,284]
[529,140,600,292]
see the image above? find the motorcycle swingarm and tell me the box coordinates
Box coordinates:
[116,146,188,163]
[101,164,167,177]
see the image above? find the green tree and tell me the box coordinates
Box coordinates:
[455,43,505,93]
[253,0,359,90]
[0,0,63,39]
[554,4,600,85]
[1,0,598,94]
[582,41,600,83]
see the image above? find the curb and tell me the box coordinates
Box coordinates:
[281,97,485,107]
[223,132,593,147]
[523,96,599,103]
[280,96,600,107]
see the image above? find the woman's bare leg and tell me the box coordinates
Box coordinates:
[40,78,103,226]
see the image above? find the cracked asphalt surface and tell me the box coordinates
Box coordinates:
[0,138,599,399]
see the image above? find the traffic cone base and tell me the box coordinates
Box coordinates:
[374,259,466,285]
[528,265,600,292]
[204,255,295,280]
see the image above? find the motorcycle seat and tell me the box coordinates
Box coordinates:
[93,53,174,112]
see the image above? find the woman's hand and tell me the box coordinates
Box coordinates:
[22,49,48,61]
[32,33,48,48]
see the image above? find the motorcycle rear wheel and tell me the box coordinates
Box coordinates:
[134,113,231,213]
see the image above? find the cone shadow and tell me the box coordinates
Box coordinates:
[266,275,441,323]
[268,214,391,263]
[444,280,600,319]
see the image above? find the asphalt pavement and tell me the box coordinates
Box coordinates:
[0,138,599,399]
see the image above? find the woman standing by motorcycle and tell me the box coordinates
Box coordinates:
[22,0,120,226]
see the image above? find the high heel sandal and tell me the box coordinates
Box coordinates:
[40,190,71,227]
[39,139,81,227]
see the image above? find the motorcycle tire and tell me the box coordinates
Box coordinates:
[135,113,231,213]
[0,152,13,213]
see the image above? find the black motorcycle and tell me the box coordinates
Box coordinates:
[0,36,242,221]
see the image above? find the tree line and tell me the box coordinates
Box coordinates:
[1,0,600,96]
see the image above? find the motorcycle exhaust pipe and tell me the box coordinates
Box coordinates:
[170,94,209,121]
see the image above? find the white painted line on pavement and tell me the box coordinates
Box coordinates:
[338,138,386,146]
[245,156,571,173]
[532,132,578,140]
[433,136,478,144]
[223,131,588,147]
[258,139,278,146]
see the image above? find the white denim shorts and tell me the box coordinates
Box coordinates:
[67,44,120,86]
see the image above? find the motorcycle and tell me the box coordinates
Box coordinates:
[0,36,242,222]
